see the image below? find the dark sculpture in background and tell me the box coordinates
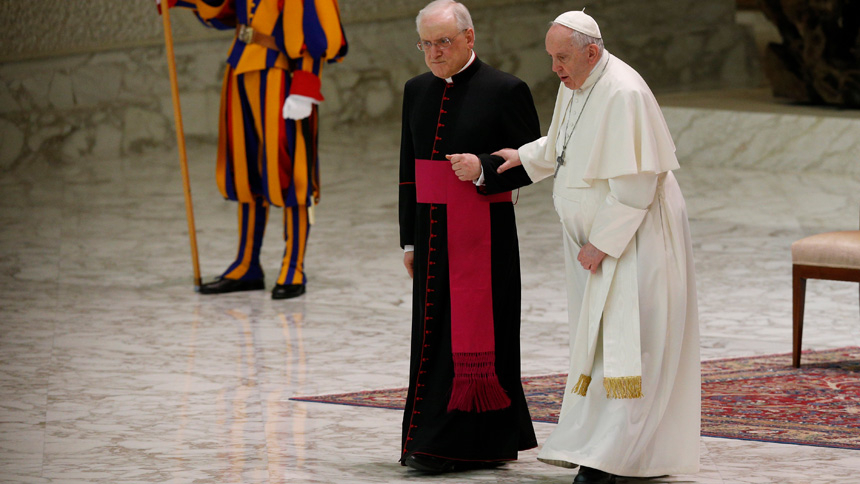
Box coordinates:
[760,0,859,108]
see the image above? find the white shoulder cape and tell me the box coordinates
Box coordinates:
[520,52,679,187]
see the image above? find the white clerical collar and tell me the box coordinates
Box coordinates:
[445,50,476,84]
[578,49,610,91]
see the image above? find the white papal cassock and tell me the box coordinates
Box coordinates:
[518,50,700,477]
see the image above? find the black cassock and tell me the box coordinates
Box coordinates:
[398,57,541,464]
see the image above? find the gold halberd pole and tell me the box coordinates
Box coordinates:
[160,3,202,290]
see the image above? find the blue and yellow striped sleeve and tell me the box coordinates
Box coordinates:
[281,0,348,100]
[167,0,236,30]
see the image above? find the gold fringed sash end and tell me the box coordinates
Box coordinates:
[571,374,592,396]
[603,376,643,399]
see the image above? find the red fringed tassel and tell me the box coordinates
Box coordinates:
[447,352,511,413]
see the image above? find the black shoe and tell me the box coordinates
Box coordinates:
[199,277,265,295]
[573,466,616,484]
[271,283,305,300]
[404,454,505,474]
[404,454,456,474]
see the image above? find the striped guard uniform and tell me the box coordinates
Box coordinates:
[174,0,347,286]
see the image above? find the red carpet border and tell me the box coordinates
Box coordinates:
[291,347,860,450]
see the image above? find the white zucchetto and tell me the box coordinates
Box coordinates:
[553,10,601,39]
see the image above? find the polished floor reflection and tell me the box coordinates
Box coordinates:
[1,102,859,483]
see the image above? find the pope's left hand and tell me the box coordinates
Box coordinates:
[282,95,314,120]
[577,242,607,274]
[446,153,481,181]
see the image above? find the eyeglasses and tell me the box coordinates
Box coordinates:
[416,29,467,52]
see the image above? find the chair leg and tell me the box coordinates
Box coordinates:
[792,267,806,368]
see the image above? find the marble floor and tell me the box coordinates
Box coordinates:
[1,108,860,483]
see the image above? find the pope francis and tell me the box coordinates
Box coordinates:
[492,10,701,484]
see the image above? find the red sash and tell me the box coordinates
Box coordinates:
[415,159,512,413]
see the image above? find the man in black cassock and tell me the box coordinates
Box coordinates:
[398,0,541,474]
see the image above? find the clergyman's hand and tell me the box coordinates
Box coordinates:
[577,242,607,274]
[446,154,481,181]
[492,148,521,173]
[404,251,414,279]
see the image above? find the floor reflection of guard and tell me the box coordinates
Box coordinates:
[167,0,347,299]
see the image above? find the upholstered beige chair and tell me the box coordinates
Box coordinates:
[791,223,860,368]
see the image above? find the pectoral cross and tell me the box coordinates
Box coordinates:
[554,151,566,178]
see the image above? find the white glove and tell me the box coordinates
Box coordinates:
[282,95,315,120]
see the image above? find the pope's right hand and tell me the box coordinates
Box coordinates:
[492,148,521,174]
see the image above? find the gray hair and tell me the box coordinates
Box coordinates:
[552,21,605,55]
[416,0,474,32]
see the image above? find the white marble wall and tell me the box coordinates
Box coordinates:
[0,0,761,173]
[659,89,860,175]
[666,107,860,175]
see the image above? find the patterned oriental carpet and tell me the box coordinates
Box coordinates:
[292,347,860,450]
